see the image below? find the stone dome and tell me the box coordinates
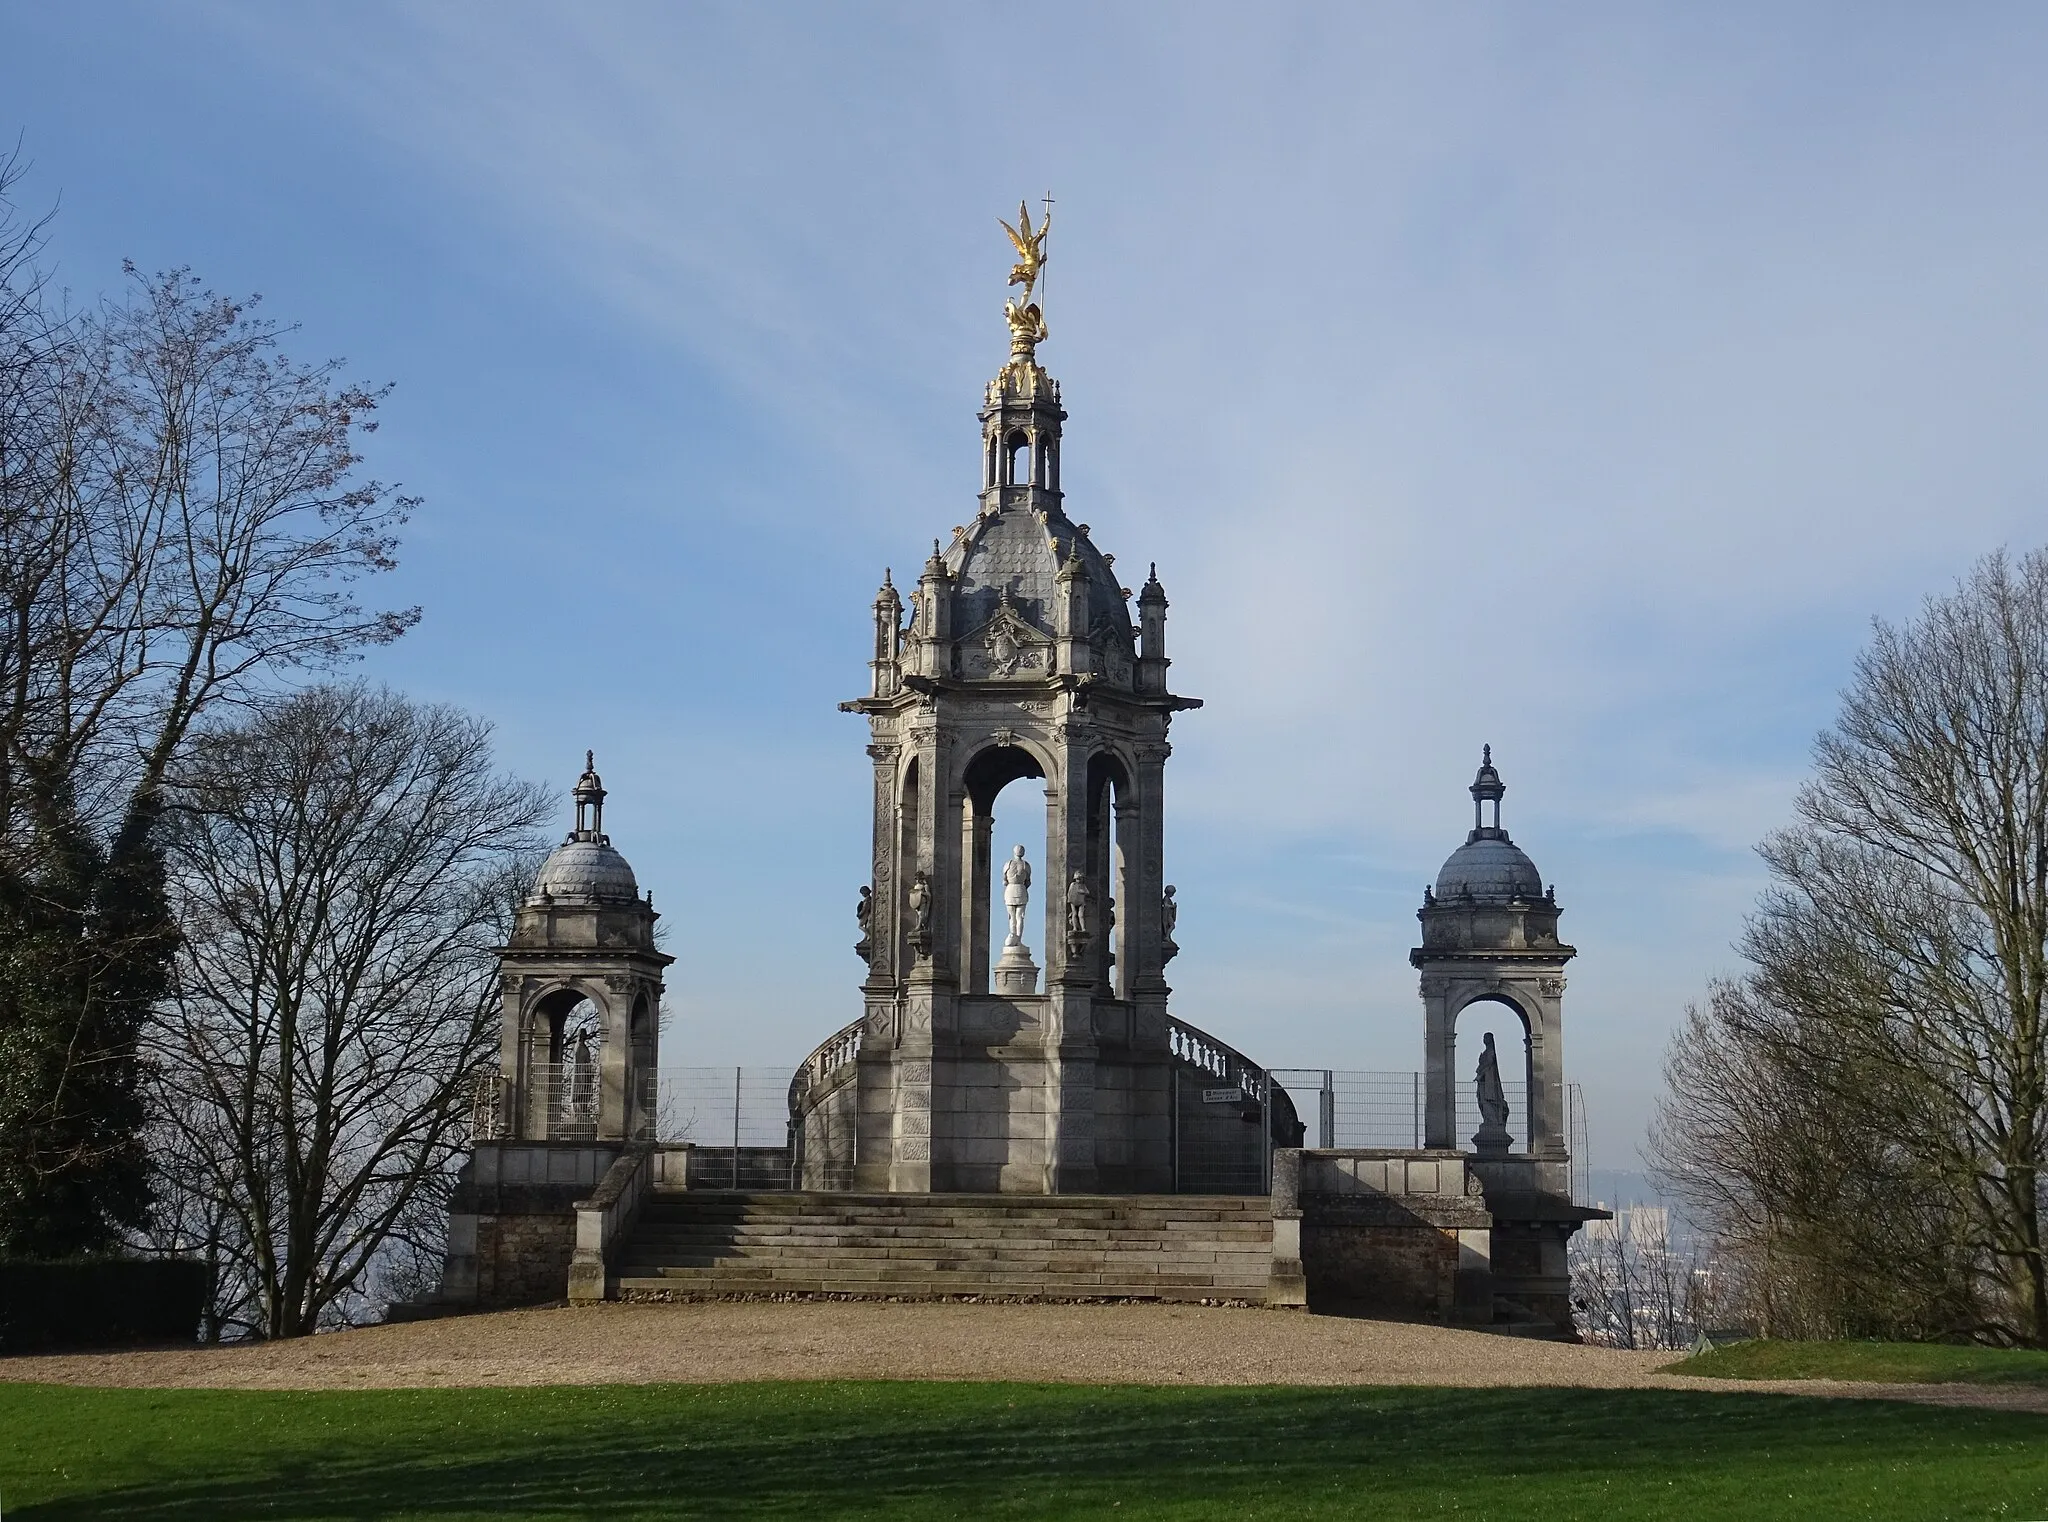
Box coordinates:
[532,836,639,901]
[948,509,1128,637]
[1434,830,1543,903]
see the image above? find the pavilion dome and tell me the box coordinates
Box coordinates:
[528,751,640,902]
[532,836,639,901]
[1433,831,1543,903]
[947,510,1128,637]
[1430,745,1545,903]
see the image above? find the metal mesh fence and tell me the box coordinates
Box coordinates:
[653,1067,792,1149]
[1266,1069,1531,1150]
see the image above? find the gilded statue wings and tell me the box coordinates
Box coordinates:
[999,201,1049,294]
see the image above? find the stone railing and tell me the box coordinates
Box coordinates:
[1168,1020,1269,1102]
[568,1143,656,1303]
[1169,1019,1306,1153]
[789,1016,865,1117]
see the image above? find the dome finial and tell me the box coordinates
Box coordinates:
[573,751,607,841]
[1469,745,1505,833]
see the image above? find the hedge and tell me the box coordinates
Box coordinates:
[0,1257,210,1353]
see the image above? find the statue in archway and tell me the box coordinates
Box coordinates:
[1001,845,1032,944]
[1474,1031,1511,1152]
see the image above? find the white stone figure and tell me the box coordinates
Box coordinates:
[1160,884,1178,942]
[1002,845,1032,944]
[908,871,933,934]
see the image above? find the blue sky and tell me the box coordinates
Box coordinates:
[8,3,2048,1166]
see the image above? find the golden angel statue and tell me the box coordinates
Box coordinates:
[999,200,1050,301]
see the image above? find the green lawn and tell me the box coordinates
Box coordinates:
[1,1381,2044,1520]
[1672,1339,2048,1387]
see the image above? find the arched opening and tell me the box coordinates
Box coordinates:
[962,743,1048,993]
[526,986,603,1139]
[898,757,921,968]
[1006,430,1031,486]
[629,990,657,1140]
[1450,995,1532,1153]
[1087,752,1135,999]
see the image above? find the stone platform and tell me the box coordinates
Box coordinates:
[611,1190,1279,1304]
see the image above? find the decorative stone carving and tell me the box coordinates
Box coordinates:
[907,870,934,959]
[1539,977,1567,997]
[1160,884,1179,965]
[855,885,874,965]
[1064,869,1094,961]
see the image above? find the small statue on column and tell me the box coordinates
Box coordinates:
[907,870,933,960]
[1064,870,1094,962]
[854,884,874,965]
[1160,884,1179,964]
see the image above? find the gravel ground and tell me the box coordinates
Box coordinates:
[5,1301,2047,1413]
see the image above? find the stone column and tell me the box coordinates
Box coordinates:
[961,798,992,995]
[597,980,631,1141]
[1422,977,1456,1150]
[1043,728,1098,1193]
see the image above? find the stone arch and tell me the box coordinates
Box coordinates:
[960,742,1050,992]
[1445,989,1535,1152]
[1085,750,1137,996]
[521,982,607,1139]
[897,755,923,970]
[629,989,658,1139]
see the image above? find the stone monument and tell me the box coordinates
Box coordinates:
[815,200,1215,1193]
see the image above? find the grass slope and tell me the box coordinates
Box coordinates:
[1673,1340,2048,1387]
[2,1382,2045,1520]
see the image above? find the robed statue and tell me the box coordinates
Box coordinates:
[1474,1031,1511,1151]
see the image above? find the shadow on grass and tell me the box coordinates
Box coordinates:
[7,1382,2048,1520]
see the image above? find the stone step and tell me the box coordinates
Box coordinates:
[615,1274,1265,1301]
[622,1220,1269,1245]
[620,1251,1263,1273]
[626,1261,1261,1286]
[615,1190,1279,1306]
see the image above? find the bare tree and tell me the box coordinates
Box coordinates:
[0,143,417,1253]
[1654,546,2048,1346]
[149,684,546,1337]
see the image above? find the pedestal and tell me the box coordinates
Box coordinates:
[993,937,1039,995]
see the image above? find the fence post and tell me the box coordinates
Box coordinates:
[1318,1070,1334,1149]
[1412,1071,1421,1149]
[732,1066,741,1190]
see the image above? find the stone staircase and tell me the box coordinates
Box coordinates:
[613,1191,1279,1303]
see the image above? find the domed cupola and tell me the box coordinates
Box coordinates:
[531,751,640,902]
[1432,746,1544,904]
[1417,747,1567,955]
